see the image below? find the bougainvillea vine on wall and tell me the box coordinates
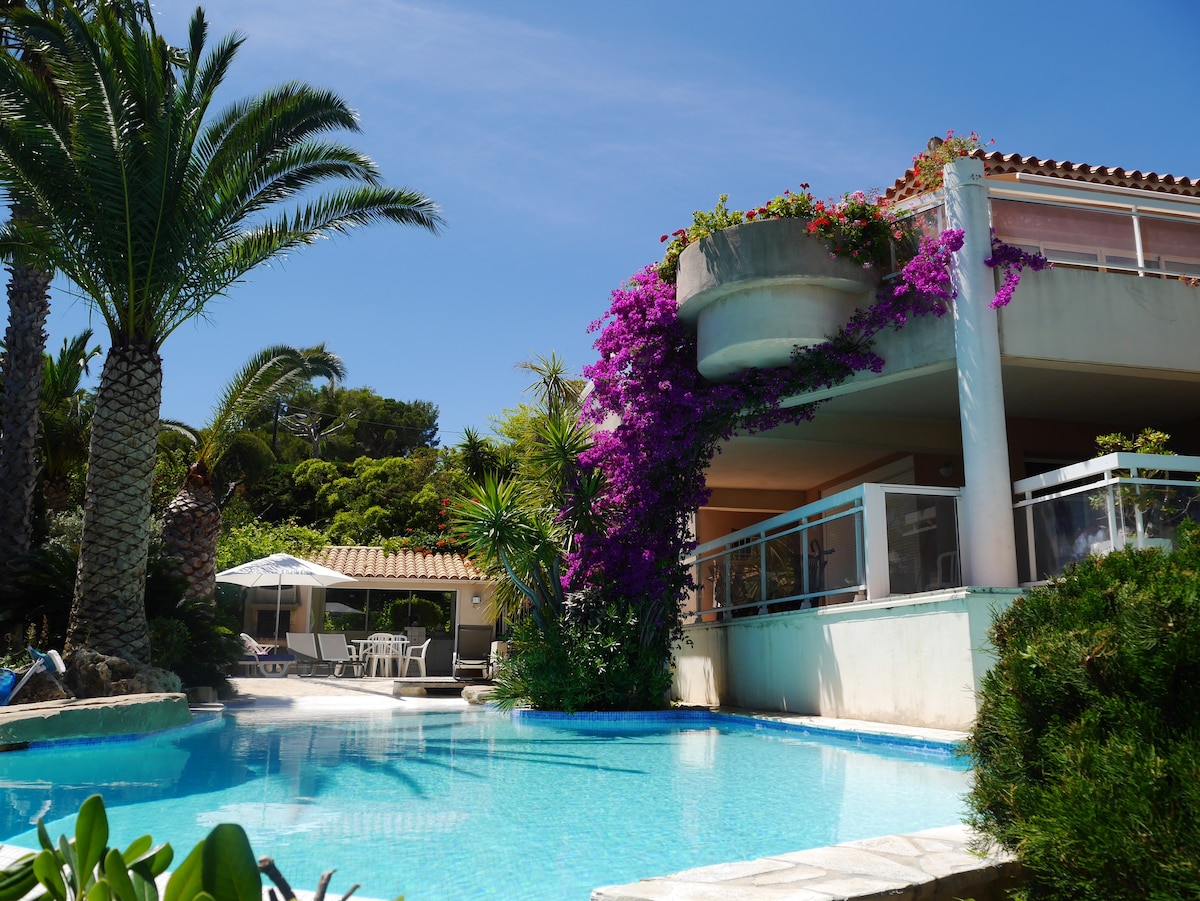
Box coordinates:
[572,228,971,663]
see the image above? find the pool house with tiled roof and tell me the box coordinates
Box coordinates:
[238,547,496,675]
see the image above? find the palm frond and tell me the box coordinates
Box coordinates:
[0,1,441,350]
[158,418,198,446]
[197,343,346,469]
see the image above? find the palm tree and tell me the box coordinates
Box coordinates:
[0,1,442,663]
[40,329,99,513]
[454,355,600,624]
[0,0,72,566]
[515,351,584,420]
[160,344,344,602]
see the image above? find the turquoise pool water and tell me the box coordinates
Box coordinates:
[0,707,970,900]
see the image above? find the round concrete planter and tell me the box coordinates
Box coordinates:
[676,218,881,380]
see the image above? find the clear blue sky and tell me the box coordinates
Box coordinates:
[42,0,1200,444]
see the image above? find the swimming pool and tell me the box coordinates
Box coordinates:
[0,706,969,900]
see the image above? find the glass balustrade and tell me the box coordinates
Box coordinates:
[1013,453,1200,585]
[684,484,962,620]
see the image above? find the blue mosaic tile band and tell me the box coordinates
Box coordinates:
[509,707,962,757]
[23,708,222,751]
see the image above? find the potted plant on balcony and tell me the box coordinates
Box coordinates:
[1090,428,1199,551]
[658,188,906,285]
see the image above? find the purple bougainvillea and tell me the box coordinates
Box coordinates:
[985,232,1053,308]
[559,191,1051,700]
[572,229,969,656]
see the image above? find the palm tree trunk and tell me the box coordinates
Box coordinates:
[0,258,51,565]
[65,343,161,663]
[160,462,221,603]
[43,477,71,514]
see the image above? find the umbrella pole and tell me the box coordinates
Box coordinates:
[274,573,283,645]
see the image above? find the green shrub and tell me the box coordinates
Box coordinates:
[966,521,1200,901]
[491,603,673,713]
[142,559,243,690]
[0,544,75,653]
[0,794,366,901]
[398,596,447,633]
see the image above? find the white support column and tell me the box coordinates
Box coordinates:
[944,158,1018,588]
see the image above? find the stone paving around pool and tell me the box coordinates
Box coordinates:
[590,824,1019,901]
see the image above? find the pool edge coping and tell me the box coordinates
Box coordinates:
[590,823,1020,901]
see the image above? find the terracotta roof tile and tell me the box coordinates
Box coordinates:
[885,149,1200,203]
[304,546,488,581]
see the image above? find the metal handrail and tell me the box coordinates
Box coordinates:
[687,483,962,620]
[1013,453,1200,497]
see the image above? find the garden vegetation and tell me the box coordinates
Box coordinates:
[967,525,1200,901]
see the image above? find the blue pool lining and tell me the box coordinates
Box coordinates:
[508,707,965,757]
[21,708,223,752]
[15,704,962,758]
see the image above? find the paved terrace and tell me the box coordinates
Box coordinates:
[1,676,1018,900]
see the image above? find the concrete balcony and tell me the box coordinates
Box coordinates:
[675,218,880,380]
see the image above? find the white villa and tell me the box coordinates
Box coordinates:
[670,150,1200,729]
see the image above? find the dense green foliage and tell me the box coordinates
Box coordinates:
[0,540,241,688]
[452,353,671,710]
[290,448,466,545]
[146,599,241,690]
[261,384,439,462]
[967,524,1200,901]
[0,542,76,653]
[489,600,674,712]
[215,520,330,573]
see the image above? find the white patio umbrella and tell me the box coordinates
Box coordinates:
[215,553,355,643]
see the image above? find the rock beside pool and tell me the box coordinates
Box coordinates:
[462,685,495,705]
[0,694,192,745]
[12,668,71,704]
[64,649,182,698]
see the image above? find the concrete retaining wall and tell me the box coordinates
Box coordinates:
[673,589,1020,731]
[0,693,192,746]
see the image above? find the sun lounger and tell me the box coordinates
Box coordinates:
[0,648,67,705]
[453,624,495,680]
[316,633,365,678]
[239,633,295,678]
[285,632,331,677]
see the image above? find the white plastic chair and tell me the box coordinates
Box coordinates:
[364,632,406,677]
[399,639,431,678]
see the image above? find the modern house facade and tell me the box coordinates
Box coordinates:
[670,151,1200,729]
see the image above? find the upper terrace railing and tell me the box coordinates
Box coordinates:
[1013,453,1200,586]
[895,179,1200,280]
[683,484,962,621]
